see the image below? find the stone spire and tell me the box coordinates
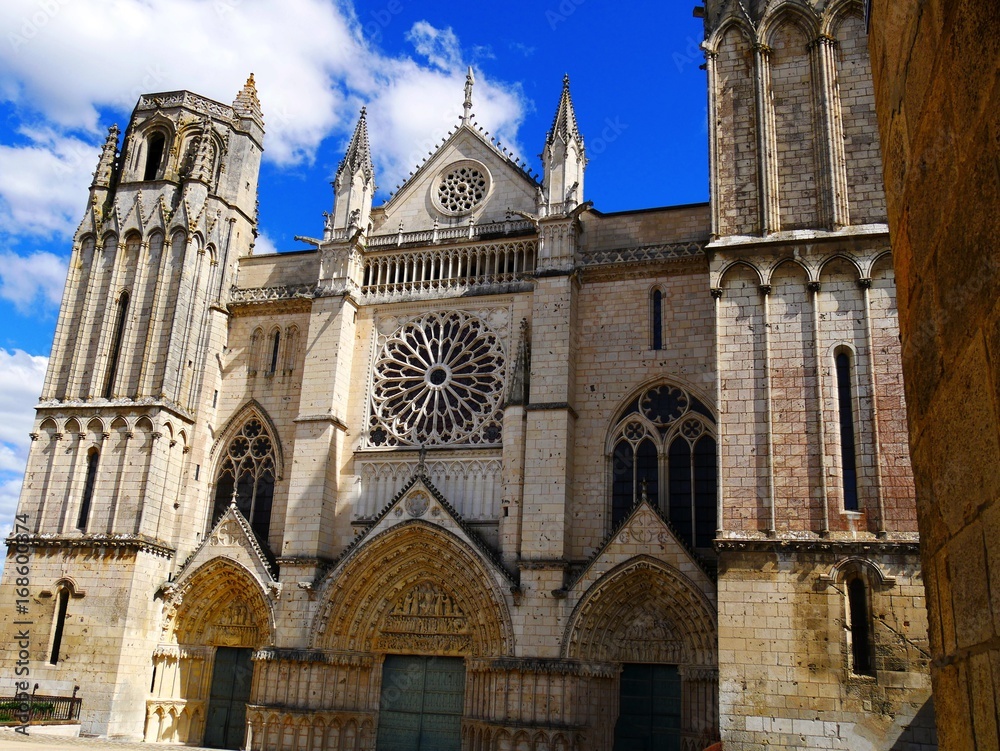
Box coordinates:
[541,74,586,216]
[91,124,120,191]
[546,74,582,147]
[331,107,376,235]
[233,73,264,125]
[462,66,475,125]
[335,107,374,190]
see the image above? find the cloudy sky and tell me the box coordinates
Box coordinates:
[0,0,708,536]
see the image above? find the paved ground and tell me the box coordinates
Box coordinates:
[0,729,218,750]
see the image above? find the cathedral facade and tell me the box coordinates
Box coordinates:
[0,2,937,749]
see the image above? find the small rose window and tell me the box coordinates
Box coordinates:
[435,162,490,215]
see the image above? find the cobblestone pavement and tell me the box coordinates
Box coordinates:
[0,729,218,750]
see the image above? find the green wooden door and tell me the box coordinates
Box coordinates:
[204,647,254,749]
[613,664,682,751]
[377,655,465,751]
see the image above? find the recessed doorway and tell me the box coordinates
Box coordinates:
[376,655,465,751]
[204,647,254,749]
[613,663,682,751]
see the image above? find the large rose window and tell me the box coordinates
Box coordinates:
[368,311,505,447]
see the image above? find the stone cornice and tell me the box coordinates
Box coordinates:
[715,536,920,556]
[467,657,618,679]
[34,399,195,424]
[8,534,175,558]
[253,648,375,668]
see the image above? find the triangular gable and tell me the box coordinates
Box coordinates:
[568,501,716,605]
[334,473,517,588]
[118,191,146,238]
[170,504,278,596]
[371,124,540,235]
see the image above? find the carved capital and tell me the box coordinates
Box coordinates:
[857,277,873,290]
[101,432,110,441]
[125,431,134,439]
[710,287,723,300]
[808,281,822,293]
[810,34,838,51]
[29,432,39,441]
[758,284,772,296]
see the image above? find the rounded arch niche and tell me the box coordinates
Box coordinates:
[562,557,717,667]
[313,522,512,657]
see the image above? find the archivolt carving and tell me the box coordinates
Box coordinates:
[313,522,511,657]
[563,557,716,666]
[165,557,274,647]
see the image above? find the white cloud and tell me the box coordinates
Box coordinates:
[253,231,278,256]
[0,349,47,457]
[0,129,98,238]
[0,249,67,313]
[0,348,46,548]
[406,21,463,71]
[0,475,24,569]
[0,2,528,244]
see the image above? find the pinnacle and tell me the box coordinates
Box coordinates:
[547,74,582,146]
[233,72,263,123]
[337,107,375,184]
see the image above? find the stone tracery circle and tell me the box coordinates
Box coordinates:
[435,161,490,215]
[369,311,505,447]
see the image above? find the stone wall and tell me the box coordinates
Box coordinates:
[868,0,1000,748]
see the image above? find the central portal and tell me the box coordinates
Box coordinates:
[613,663,682,751]
[376,655,465,751]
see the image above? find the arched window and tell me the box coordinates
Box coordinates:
[267,330,281,375]
[211,418,276,544]
[143,132,166,181]
[651,289,664,350]
[49,587,70,665]
[77,450,99,531]
[609,384,717,550]
[836,350,859,510]
[103,291,130,399]
[847,576,874,675]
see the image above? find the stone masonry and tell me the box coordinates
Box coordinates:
[0,5,937,750]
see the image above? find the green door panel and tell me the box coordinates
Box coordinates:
[614,664,682,751]
[377,655,464,751]
[204,647,254,750]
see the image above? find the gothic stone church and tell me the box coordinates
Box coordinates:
[0,2,937,750]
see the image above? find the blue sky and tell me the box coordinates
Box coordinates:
[0,0,708,531]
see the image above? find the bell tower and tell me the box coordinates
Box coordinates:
[1,77,265,738]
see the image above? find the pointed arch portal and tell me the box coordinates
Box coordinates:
[146,558,274,748]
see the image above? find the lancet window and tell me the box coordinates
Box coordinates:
[609,383,717,550]
[651,288,664,350]
[835,350,859,511]
[103,291,130,399]
[211,418,276,544]
[848,576,874,676]
[143,132,166,181]
[76,449,99,531]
